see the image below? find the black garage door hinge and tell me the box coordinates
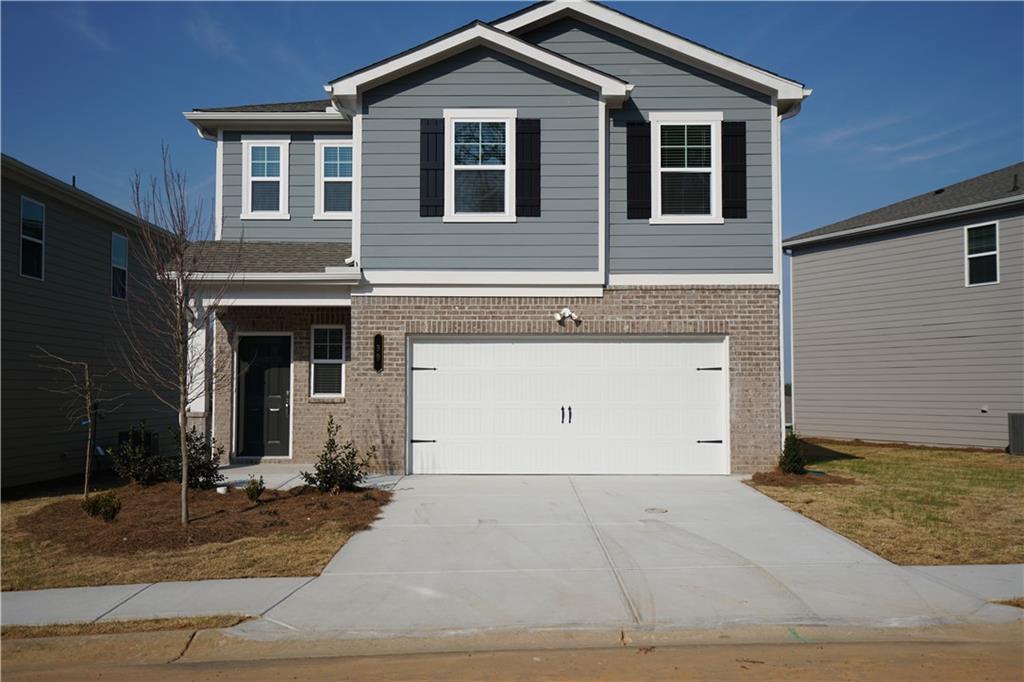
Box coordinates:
[410,439,436,444]
[411,366,437,371]
[697,440,723,444]
[696,367,723,371]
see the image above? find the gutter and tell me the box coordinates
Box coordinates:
[784,195,1024,249]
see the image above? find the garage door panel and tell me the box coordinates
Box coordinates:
[409,337,729,475]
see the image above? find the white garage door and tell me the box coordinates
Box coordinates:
[408,337,729,474]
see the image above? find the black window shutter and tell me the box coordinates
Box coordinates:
[626,121,651,219]
[722,121,747,219]
[420,119,444,217]
[516,118,541,217]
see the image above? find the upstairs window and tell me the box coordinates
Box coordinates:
[444,109,516,222]
[111,233,127,300]
[314,137,353,219]
[241,137,289,219]
[965,223,999,286]
[650,112,722,225]
[20,197,45,280]
[311,326,345,397]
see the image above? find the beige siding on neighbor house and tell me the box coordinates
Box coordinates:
[791,207,1024,449]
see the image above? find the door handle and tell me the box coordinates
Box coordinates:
[561,406,565,424]
[568,406,572,424]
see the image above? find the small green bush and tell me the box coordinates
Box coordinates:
[177,427,226,490]
[779,432,807,475]
[245,474,266,503]
[301,415,376,494]
[82,492,122,522]
[110,423,172,485]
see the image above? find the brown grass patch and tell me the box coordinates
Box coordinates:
[748,439,1024,565]
[996,598,1024,610]
[2,483,391,591]
[750,469,857,487]
[1,615,247,640]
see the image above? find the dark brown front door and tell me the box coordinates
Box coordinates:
[237,336,291,458]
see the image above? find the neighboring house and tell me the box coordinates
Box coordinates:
[785,163,1024,450]
[1,155,177,487]
[183,0,811,475]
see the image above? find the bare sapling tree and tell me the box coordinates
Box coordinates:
[36,347,127,499]
[116,145,239,526]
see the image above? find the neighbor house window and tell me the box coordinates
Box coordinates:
[314,137,353,219]
[650,112,722,225]
[241,136,289,219]
[965,223,999,286]
[20,197,45,280]
[111,233,128,300]
[311,326,345,397]
[444,109,516,221]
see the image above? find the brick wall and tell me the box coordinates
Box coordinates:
[212,307,352,461]
[348,286,781,474]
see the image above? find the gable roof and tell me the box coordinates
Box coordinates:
[193,99,332,113]
[784,162,1024,249]
[493,0,810,113]
[327,19,632,110]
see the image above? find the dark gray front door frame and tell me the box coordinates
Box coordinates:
[234,333,292,459]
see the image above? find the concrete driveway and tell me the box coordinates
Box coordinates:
[246,476,1017,636]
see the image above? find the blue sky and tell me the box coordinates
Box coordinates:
[3,2,1022,379]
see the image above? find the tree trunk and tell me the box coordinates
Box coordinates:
[83,371,93,499]
[179,329,189,526]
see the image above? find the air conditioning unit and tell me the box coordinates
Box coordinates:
[1009,413,1024,455]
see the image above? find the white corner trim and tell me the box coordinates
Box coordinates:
[773,98,785,447]
[364,270,604,286]
[494,1,807,103]
[787,251,796,433]
[598,98,608,283]
[352,95,363,266]
[329,22,631,104]
[963,220,1000,287]
[215,130,223,240]
[443,109,517,223]
[607,273,778,286]
[650,112,723,225]
[240,135,290,221]
[313,135,354,221]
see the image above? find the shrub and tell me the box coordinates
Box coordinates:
[177,427,226,490]
[779,432,807,475]
[301,415,377,493]
[82,491,122,522]
[110,423,172,485]
[245,475,266,503]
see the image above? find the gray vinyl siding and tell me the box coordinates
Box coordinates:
[221,132,352,242]
[360,46,599,271]
[522,19,774,274]
[1,175,177,487]
[791,207,1024,449]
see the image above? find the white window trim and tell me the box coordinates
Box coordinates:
[240,135,290,220]
[310,324,346,397]
[443,108,517,223]
[314,135,353,220]
[111,232,128,301]
[963,221,1000,287]
[650,111,723,225]
[20,196,45,281]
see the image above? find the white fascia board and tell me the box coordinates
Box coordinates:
[183,111,351,137]
[329,22,631,104]
[364,270,605,286]
[783,196,1024,249]
[190,271,362,283]
[494,1,808,105]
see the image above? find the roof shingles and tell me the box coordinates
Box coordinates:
[187,241,352,273]
[786,162,1024,246]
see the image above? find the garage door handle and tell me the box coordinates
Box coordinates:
[697,367,722,371]
[697,439,723,444]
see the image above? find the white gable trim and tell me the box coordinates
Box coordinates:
[495,1,810,108]
[328,22,631,109]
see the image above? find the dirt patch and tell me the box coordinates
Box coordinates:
[17,483,391,555]
[995,598,1024,609]
[1,615,248,640]
[749,469,858,487]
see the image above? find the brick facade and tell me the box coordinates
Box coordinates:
[212,286,781,474]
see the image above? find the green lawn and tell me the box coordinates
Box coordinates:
[749,439,1024,565]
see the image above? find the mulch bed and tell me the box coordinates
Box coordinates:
[749,469,858,487]
[17,483,391,555]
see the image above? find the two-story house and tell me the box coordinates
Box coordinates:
[785,163,1024,450]
[183,1,810,475]
[1,155,176,487]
